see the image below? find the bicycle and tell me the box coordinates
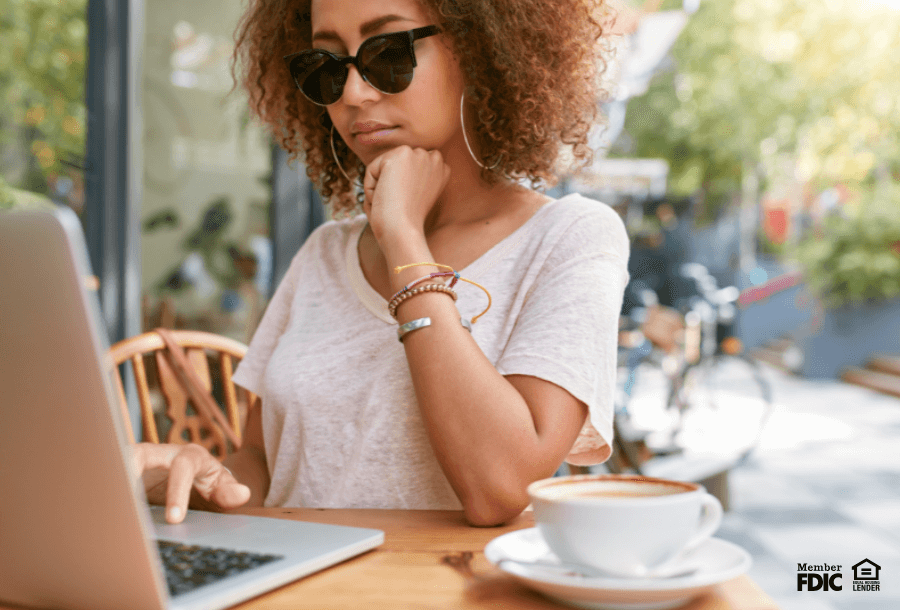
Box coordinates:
[613,264,774,472]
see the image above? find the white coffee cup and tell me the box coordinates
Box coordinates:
[528,474,723,578]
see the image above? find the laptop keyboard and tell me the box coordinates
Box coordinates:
[157,539,284,597]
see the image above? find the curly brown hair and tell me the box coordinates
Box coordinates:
[233,0,609,216]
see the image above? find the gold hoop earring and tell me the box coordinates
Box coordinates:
[460,93,499,170]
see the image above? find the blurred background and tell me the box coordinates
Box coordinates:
[2,1,899,607]
[2,0,897,370]
[1,0,325,346]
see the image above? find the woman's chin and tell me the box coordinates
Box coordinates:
[351,141,403,165]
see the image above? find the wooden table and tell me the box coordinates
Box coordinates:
[228,508,779,610]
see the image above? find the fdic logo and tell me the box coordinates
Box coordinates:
[797,563,842,591]
[796,559,882,592]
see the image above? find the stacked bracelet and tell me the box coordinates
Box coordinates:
[390,270,461,302]
[394,262,492,324]
[387,283,457,318]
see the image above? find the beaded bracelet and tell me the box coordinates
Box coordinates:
[394,262,492,323]
[387,283,457,319]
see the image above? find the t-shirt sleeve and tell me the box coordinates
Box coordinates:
[495,201,629,465]
[232,245,303,397]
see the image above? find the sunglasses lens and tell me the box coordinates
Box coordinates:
[289,30,423,104]
[292,51,346,105]
[359,36,414,94]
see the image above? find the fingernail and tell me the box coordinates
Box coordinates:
[168,506,182,522]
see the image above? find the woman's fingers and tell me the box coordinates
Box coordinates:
[362,154,385,216]
[132,441,178,473]
[164,444,213,522]
[363,146,450,237]
[209,469,252,509]
[132,443,249,523]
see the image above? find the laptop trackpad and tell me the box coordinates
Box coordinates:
[149,506,384,557]
[150,507,259,542]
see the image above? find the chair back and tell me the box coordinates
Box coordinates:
[109,329,256,459]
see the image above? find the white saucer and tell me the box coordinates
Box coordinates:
[484,528,751,610]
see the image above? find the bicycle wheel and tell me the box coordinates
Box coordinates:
[616,349,685,435]
[673,354,773,461]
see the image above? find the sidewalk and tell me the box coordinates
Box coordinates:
[716,364,900,610]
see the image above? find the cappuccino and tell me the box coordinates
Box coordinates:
[527,474,723,578]
[532,476,694,501]
[569,489,679,498]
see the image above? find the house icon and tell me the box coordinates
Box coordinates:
[853,559,881,580]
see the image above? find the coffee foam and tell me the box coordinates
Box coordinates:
[533,479,692,501]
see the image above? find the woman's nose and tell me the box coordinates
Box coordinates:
[340,64,381,106]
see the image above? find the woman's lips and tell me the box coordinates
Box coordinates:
[353,126,397,145]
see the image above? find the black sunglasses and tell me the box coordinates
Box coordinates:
[284,25,441,106]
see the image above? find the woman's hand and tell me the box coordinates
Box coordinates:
[132,442,251,524]
[362,145,451,242]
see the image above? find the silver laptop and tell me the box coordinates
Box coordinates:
[0,207,383,610]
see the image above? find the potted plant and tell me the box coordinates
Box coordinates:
[144,197,261,338]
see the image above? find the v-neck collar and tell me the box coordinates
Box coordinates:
[344,194,573,324]
[345,216,395,324]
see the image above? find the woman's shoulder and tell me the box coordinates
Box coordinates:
[279,213,367,281]
[288,213,366,258]
[537,192,629,257]
[308,212,366,241]
[544,191,623,223]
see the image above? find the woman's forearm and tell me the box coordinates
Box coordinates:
[385,236,586,526]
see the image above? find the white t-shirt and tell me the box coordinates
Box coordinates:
[233,192,629,509]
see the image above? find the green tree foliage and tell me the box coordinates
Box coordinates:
[798,182,900,307]
[0,0,87,193]
[618,0,900,215]
[0,175,55,210]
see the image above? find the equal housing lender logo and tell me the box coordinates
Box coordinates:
[852,559,881,592]
[796,559,882,592]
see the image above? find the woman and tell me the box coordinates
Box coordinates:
[136,0,629,527]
